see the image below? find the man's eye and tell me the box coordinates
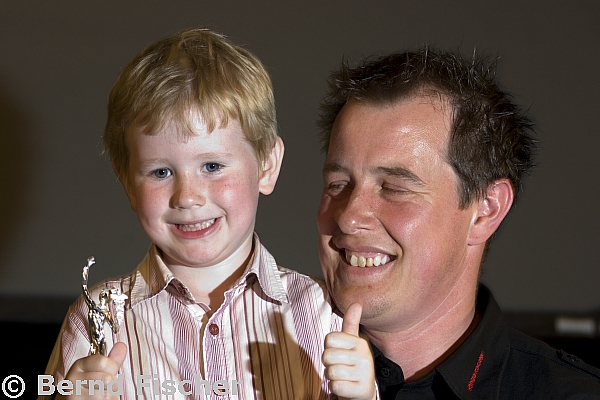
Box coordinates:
[328,182,347,191]
[203,162,221,173]
[326,181,351,197]
[381,185,409,195]
[153,168,172,179]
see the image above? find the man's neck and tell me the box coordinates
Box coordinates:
[364,285,479,382]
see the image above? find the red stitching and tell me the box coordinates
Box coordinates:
[467,351,484,391]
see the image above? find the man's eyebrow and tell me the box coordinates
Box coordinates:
[323,163,424,185]
[322,162,347,175]
[376,166,425,186]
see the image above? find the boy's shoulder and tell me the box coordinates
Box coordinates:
[85,270,136,299]
[274,263,327,287]
[255,238,329,294]
[275,264,325,282]
[272,264,334,303]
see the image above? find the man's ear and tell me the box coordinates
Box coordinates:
[468,179,514,245]
[112,160,137,212]
[258,136,284,195]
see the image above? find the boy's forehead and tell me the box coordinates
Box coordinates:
[129,107,243,139]
[125,114,254,156]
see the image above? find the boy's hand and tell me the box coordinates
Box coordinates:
[57,342,127,399]
[323,303,376,400]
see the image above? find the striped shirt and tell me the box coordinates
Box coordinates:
[44,235,343,399]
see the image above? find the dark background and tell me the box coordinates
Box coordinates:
[1,1,599,397]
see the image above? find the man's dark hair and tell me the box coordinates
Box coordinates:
[318,48,536,209]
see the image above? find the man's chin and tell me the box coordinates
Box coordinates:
[335,290,390,321]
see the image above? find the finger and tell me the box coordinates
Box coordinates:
[107,342,128,372]
[342,303,362,336]
[329,379,372,400]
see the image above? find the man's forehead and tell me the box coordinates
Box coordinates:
[331,96,452,147]
[324,96,455,184]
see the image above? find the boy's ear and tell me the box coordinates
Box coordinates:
[467,179,514,245]
[258,137,284,195]
[112,160,137,211]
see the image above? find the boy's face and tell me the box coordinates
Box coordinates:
[122,115,281,270]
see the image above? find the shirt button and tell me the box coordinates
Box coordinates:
[208,324,219,336]
[380,367,391,378]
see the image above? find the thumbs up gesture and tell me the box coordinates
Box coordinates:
[57,342,127,399]
[322,303,376,400]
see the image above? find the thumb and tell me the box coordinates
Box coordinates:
[108,342,128,371]
[341,303,362,336]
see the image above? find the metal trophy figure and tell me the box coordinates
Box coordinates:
[82,256,127,355]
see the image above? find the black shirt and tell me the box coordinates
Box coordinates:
[373,285,600,399]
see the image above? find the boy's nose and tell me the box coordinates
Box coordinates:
[172,176,206,209]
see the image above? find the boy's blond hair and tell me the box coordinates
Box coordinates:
[103,28,278,187]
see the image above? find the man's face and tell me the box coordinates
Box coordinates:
[318,96,479,331]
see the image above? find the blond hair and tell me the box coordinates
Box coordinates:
[104,28,277,186]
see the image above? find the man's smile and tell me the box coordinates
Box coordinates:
[344,249,393,267]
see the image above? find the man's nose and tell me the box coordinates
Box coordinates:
[172,174,206,209]
[335,188,377,234]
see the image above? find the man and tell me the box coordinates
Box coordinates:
[317,48,600,398]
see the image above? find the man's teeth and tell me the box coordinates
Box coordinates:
[178,218,216,232]
[346,252,390,267]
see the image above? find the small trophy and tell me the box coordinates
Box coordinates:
[82,256,127,356]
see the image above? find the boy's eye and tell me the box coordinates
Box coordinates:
[153,168,172,179]
[203,162,221,173]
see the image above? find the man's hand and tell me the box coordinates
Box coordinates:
[323,303,376,400]
[57,342,127,399]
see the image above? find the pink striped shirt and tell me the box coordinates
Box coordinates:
[44,235,343,399]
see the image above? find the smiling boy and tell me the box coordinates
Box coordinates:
[43,29,375,400]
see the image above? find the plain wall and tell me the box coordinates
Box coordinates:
[1,1,599,318]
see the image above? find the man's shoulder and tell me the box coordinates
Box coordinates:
[508,327,600,377]
[503,327,600,397]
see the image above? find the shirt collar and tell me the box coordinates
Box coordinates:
[128,233,289,308]
[435,284,511,399]
[243,233,289,304]
[372,285,511,399]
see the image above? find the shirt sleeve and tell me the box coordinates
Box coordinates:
[43,295,92,381]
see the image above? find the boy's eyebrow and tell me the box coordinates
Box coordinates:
[136,158,169,169]
[138,152,232,166]
[323,163,425,186]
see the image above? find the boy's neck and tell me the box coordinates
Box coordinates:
[162,236,254,310]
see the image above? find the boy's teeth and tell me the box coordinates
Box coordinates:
[178,218,216,231]
[345,250,390,267]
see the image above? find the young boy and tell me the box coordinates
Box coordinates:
[43,29,375,399]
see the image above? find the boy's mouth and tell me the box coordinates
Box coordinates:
[176,218,216,232]
[344,249,394,267]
